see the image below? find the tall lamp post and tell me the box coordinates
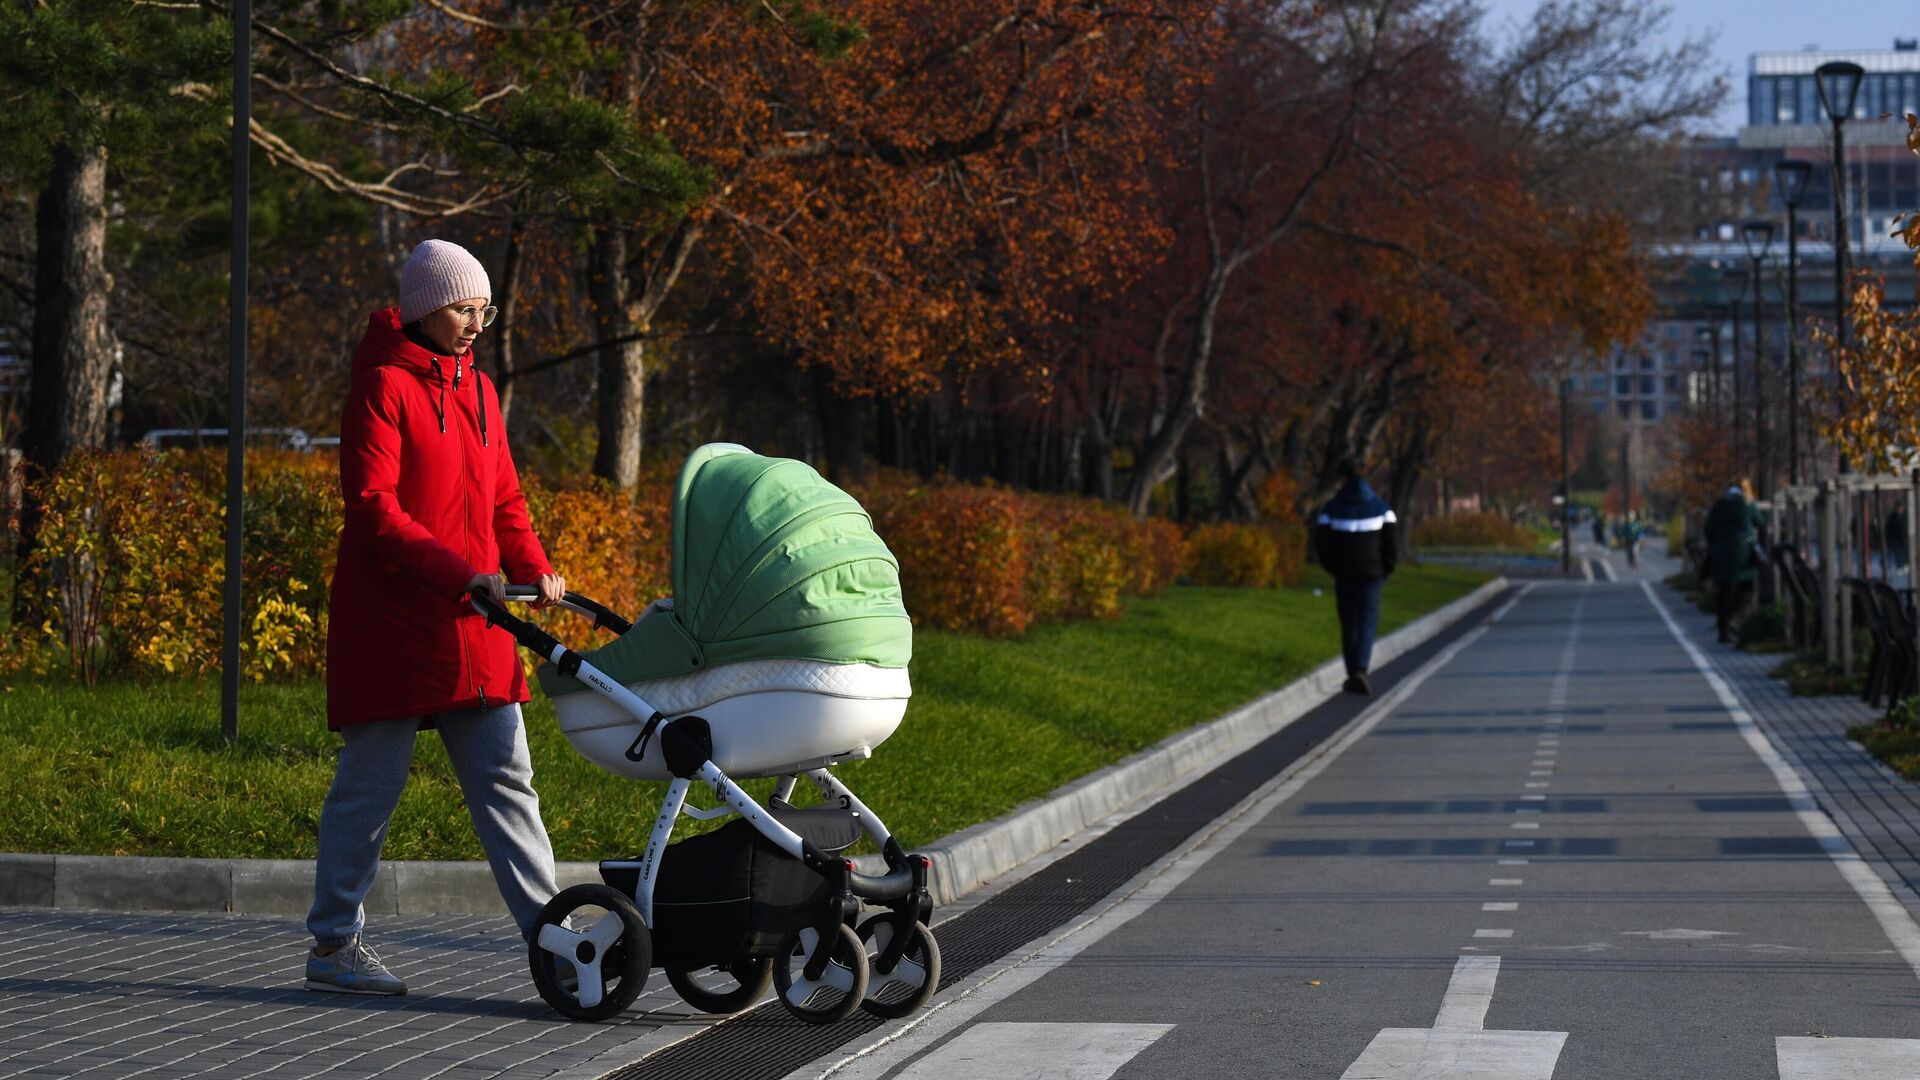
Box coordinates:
[1696,323,1719,416]
[1691,347,1710,412]
[1723,267,1749,463]
[1815,62,1865,351]
[1773,160,1813,485]
[224,0,250,745]
[1560,374,1573,578]
[1741,221,1774,496]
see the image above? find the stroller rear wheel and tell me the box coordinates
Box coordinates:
[771,922,868,1024]
[529,884,651,1022]
[665,956,773,1014]
[856,914,941,1019]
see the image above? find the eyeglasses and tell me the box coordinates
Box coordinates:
[449,304,498,328]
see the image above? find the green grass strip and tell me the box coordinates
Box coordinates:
[0,565,1487,861]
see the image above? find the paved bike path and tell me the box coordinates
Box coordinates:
[806,582,1920,1080]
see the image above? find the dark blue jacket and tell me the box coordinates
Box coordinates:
[1313,478,1398,581]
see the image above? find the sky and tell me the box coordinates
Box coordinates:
[1470,0,1916,133]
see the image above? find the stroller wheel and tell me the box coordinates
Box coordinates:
[856,914,941,1019]
[771,922,869,1024]
[529,884,651,1022]
[666,956,773,1014]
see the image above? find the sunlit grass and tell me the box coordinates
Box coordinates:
[0,565,1489,859]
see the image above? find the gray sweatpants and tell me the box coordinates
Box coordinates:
[307,704,559,946]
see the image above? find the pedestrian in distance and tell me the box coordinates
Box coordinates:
[307,239,568,997]
[1620,512,1644,570]
[1313,459,1399,695]
[1703,479,1764,645]
[1592,512,1608,549]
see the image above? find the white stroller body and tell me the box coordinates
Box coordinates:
[554,650,911,780]
[476,444,939,1025]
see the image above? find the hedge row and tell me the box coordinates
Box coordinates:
[1409,510,1537,553]
[3,451,1231,682]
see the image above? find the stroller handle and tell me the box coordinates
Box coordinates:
[485,586,634,635]
[469,586,633,673]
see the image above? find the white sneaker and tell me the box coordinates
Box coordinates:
[305,936,406,996]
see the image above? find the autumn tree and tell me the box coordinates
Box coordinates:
[0,4,228,478]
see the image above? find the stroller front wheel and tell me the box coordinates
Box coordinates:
[856,914,941,1019]
[665,956,773,1014]
[529,883,651,1022]
[771,922,868,1024]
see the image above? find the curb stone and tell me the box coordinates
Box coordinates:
[0,577,1506,915]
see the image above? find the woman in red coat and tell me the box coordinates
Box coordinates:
[305,239,566,996]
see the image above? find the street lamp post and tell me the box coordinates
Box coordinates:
[1723,268,1750,465]
[1560,375,1572,578]
[1742,221,1774,496]
[1697,323,1720,417]
[1774,160,1813,485]
[1691,347,1710,412]
[1815,62,1865,352]
[224,0,250,746]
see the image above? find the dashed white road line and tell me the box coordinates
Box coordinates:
[791,588,1537,1080]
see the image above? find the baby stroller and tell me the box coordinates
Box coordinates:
[470,444,940,1024]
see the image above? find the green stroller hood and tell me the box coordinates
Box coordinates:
[538,444,912,698]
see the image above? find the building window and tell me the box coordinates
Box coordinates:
[1640,376,1655,394]
[1618,402,1633,419]
[1800,76,1818,126]
[1641,401,1658,420]
[1616,376,1631,395]
[1589,374,1606,392]
[1666,374,1681,394]
[1756,77,1775,126]
[1639,355,1654,370]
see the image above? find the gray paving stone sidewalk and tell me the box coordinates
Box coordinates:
[1654,577,1920,918]
[0,908,698,1080]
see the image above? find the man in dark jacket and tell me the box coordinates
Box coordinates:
[1704,480,1763,644]
[1313,460,1398,695]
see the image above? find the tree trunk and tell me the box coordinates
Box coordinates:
[25,140,116,478]
[1082,427,1113,501]
[1125,269,1230,518]
[19,139,115,632]
[493,210,524,427]
[589,228,644,490]
[812,367,869,485]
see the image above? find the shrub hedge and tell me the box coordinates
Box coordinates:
[4,450,1195,680]
[1411,511,1538,553]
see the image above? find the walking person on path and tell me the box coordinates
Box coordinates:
[307,239,568,996]
[1704,479,1764,644]
[1313,459,1398,695]
[1592,512,1608,549]
[1620,512,1644,570]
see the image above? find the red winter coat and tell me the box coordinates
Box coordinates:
[325,308,553,729]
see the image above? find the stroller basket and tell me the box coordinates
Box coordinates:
[602,804,862,970]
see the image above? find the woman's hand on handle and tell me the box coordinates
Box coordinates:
[532,572,566,610]
[466,572,506,607]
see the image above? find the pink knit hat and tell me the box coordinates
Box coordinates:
[398,239,492,323]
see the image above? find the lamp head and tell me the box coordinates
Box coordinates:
[1741,220,1776,261]
[1773,160,1813,210]
[1814,61,1866,124]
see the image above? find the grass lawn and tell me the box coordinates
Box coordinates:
[0,564,1488,861]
